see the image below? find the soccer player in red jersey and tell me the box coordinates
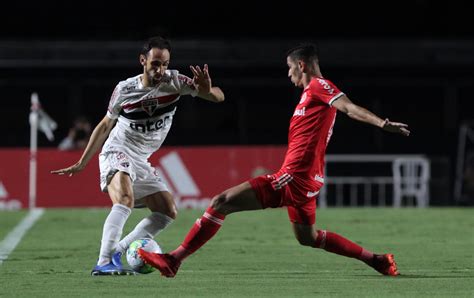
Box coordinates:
[139,43,409,277]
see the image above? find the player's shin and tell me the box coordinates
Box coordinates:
[170,207,225,261]
[314,230,374,264]
[98,204,131,266]
[116,212,173,254]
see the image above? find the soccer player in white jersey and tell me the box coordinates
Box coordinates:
[51,36,225,275]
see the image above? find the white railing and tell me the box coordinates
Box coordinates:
[319,155,430,208]
[454,122,474,204]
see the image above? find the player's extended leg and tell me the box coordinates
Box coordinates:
[116,191,176,254]
[291,222,399,276]
[139,181,263,277]
[92,171,135,276]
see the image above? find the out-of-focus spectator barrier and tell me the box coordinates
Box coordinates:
[0,147,434,209]
[0,147,286,209]
[320,155,430,208]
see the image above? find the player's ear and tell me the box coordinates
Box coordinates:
[298,60,306,72]
[139,54,147,66]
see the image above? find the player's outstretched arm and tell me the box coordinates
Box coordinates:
[332,95,410,136]
[51,116,117,176]
[190,64,225,102]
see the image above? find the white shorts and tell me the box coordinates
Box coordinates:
[99,151,169,204]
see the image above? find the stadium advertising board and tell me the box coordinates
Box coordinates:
[0,147,285,209]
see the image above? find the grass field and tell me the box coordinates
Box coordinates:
[0,208,473,297]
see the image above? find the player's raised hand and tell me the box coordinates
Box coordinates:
[50,162,85,177]
[190,64,212,94]
[382,119,410,136]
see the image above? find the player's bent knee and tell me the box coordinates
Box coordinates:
[295,235,316,247]
[210,193,229,211]
[165,207,178,220]
[297,239,315,247]
[116,193,134,207]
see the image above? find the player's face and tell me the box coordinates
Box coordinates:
[142,48,170,85]
[287,57,303,88]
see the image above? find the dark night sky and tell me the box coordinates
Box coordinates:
[1,1,473,41]
[1,0,473,155]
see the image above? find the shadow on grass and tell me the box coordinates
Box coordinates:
[357,274,474,279]
[397,274,473,279]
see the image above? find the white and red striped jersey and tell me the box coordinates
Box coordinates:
[281,77,344,186]
[102,70,198,158]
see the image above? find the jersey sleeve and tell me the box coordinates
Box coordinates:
[176,73,199,97]
[310,78,345,106]
[106,84,123,119]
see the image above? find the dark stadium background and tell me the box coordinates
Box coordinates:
[1,0,473,205]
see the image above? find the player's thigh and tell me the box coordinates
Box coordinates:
[107,171,134,207]
[142,191,177,219]
[287,199,317,245]
[211,181,263,214]
[287,198,316,225]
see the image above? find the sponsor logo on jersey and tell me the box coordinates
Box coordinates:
[129,115,172,133]
[124,82,139,92]
[178,74,193,85]
[293,107,306,116]
[307,190,320,198]
[317,78,335,95]
[314,175,325,183]
[178,75,196,90]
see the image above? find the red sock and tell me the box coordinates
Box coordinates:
[314,230,374,265]
[170,207,225,261]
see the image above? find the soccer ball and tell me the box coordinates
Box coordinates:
[126,238,162,274]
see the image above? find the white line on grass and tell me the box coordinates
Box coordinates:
[0,208,44,265]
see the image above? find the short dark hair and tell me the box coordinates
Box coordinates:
[286,43,319,63]
[141,36,171,56]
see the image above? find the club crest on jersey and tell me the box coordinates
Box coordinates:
[142,98,158,116]
[299,93,308,104]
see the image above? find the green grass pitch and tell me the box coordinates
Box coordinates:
[1,208,473,297]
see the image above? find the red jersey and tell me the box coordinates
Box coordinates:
[281,77,344,185]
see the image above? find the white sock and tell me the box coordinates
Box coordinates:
[117,212,174,254]
[97,204,131,266]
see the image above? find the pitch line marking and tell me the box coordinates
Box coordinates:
[0,208,44,265]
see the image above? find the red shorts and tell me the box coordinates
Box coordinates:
[248,170,322,225]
